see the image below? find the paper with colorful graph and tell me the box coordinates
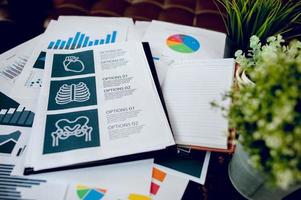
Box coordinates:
[142,20,226,61]
[30,159,153,200]
[141,20,226,87]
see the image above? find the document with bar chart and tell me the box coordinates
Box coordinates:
[0,92,34,127]
[24,42,174,173]
[0,125,32,175]
[0,35,42,94]
[0,163,66,200]
[47,30,118,50]
[44,19,127,50]
[11,19,129,105]
[57,16,135,41]
[0,92,35,175]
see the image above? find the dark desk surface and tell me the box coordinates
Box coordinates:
[201,152,247,200]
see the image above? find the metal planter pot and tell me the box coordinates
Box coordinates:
[228,143,300,200]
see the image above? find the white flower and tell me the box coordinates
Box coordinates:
[261,46,277,61]
[265,134,282,149]
[276,169,294,189]
[250,35,261,49]
[267,36,276,43]
[235,50,243,57]
[276,35,284,44]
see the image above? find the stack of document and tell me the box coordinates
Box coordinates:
[0,16,234,199]
[137,20,234,151]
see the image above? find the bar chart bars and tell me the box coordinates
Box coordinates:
[0,105,35,127]
[0,56,28,81]
[0,164,47,200]
[47,31,117,50]
[0,92,34,127]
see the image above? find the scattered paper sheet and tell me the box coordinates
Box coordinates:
[151,162,209,200]
[141,20,226,87]
[0,125,31,172]
[57,15,136,41]
[0,17,227,199]
[11,18,130,105]
[30,159,154,200]
[162,59,235,149]
[24,42,174,172]
[150,165,189,199]
[0,35,43,95]
[134,21,152,41]
[154,149,211,184]
[0,163,67,200]
[142,20,226,60]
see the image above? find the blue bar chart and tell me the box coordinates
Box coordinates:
[0,164,47,199]
[47,31,117,50]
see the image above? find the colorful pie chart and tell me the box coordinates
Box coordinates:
[166,34,200,53]
[76,185,107,200]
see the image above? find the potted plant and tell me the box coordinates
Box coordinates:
[234,35,285,87]
[215,0,301,57]
[215,36,301,199]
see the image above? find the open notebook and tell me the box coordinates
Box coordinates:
[24,42,175,174]
[162,59,235,151]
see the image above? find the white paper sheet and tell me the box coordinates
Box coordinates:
[150,165,189,200]
[0,35,43,95]
[0,90,38,175]
[155,151,211,184]
[162,59,235,149]
[16,182,67,200]
[0,162,66,200]
[0,123,152,199]
[30,159,153,200]
[11,17,131,107]
[134,21,151,41]
[24,42,174,171]
[142,20,226,85]
[0,125,31,169]
[57,15,136,41]
[142,20,226,60]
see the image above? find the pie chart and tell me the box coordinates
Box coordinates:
[76,185,107,200]
[166,34,200,53]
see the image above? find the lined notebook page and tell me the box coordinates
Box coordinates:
[162,59,235,149]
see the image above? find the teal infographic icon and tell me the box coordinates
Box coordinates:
[48,77,97,111]
[52,50,95,77]
[43,109,100,154]
[33,51,46,69]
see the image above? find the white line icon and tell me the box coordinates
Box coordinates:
[55,82,90,105]
[51,116,93,147]
[63,56,85,73]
